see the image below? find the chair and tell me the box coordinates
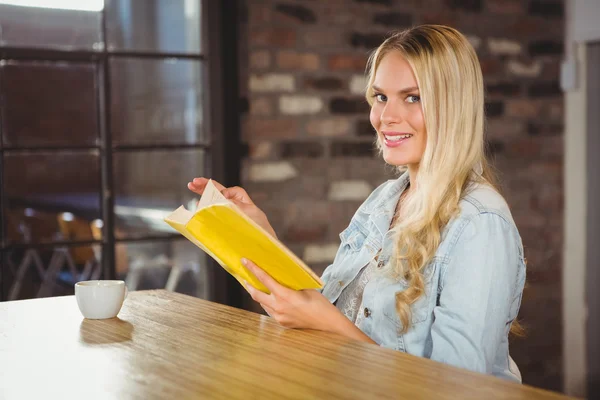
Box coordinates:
[90,222,205,295]
[129,251,206,296]
[90,219,128,278]
[36,213,102,297]
[88,220,174,291]
[5,208,56,300]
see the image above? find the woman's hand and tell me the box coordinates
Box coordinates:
[243,259,377,343]
[187,177,277,238]
[242,258,345,331]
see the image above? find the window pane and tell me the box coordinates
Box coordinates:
[105,0,202,54]
[113,149,205,238]
[0,61,99,148]
[110,58,205,146]
[0,3,103,51]
[2,244,103,301]
[116,239,210,298]
[3,151,101,245]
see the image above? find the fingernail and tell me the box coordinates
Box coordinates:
[241,258,248,266]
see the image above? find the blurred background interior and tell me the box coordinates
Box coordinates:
[0,0,598,397]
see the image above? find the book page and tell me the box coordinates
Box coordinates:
[164,205,193,225]
[197,179,230,210]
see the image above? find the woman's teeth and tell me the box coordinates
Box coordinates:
[384,134,412,141]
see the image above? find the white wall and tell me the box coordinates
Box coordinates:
[563,43,587,398]
[569,0,600,44]
[563,0,600,397]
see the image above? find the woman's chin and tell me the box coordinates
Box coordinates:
[382,152,411,167]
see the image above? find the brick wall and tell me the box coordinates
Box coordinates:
[238,0,564,392]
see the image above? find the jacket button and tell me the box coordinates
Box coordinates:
[377,260,385,269]
[364,307,371,318]
[338,280,344,287]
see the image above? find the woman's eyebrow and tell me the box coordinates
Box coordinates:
[372,85,420,94]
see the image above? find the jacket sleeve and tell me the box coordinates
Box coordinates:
[429,212,524,374]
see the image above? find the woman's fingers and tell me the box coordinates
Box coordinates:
[221,186,255,205]
[261,304,277,318]
[243,258,284,297]
[187,177,227,195]
[245,279,274,307]
[188,179,255,205]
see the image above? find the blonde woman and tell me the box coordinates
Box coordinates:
[188,25,526,382]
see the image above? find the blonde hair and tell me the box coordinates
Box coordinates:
[366,25,524,336]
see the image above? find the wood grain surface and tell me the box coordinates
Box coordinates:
[0,290,577,400]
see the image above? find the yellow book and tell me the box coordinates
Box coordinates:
[164,180,324,294]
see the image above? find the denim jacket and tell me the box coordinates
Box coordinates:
[321,172,526,382]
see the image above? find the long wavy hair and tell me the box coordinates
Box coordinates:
[366,25,524,336]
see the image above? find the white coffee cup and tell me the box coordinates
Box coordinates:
[75,280,128,319]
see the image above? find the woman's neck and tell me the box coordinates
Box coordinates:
[407,163,419,188]
[391,182,411,228]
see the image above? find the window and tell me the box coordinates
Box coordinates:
[0,0,235,302]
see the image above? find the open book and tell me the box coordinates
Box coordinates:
[164,180,324,294]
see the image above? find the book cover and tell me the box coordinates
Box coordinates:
[164,180,324,294]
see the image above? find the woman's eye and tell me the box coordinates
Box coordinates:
[406,95,421,104]
[374,93,387,102]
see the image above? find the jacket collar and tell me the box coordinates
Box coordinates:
[367,171,410,239]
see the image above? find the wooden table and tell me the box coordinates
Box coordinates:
[0,290,576,400]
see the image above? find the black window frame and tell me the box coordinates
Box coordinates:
[0,0,243,307]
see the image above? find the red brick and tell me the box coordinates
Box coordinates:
[541,136,563,158]
[243,118,299,140]
[277,51,320,70]
[273,3,317,24]
[250,28,297,48]
[305,118,352,137]
[486,119,526,141]
[541,60,561,80]
[527,161,562,180]
[508,19,562,39]
[248,4,272,26]
[282,225,328,242]
[546,99,563,121]
[302,30,345,48]
[508,138,542,158]
[250,97,274,116]
[328,54,369,71]
[247,141,275,160]
[282,200,334,243]
[512,208,547,229]
[530,184,563,212]
[421,12,458,27]
[505,99,542,118]
[250,50,271,69]
[479,58,503,76]
[320,4,362,26]
[509,19,542,37]
[487,0,524,14]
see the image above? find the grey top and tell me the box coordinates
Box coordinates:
[335,255,380,326]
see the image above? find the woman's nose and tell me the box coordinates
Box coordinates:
[380,104,403,125]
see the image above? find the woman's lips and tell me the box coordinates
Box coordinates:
[382,132,413,148]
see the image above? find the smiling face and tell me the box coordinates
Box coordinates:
[369,50,427,170]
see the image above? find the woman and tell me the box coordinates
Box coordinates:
[188,25,526,382]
